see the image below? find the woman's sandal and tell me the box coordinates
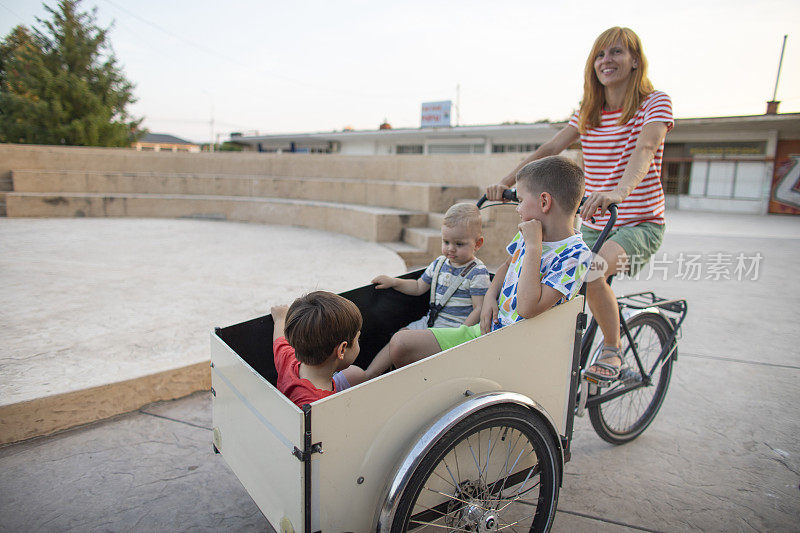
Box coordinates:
[584,345,622,384]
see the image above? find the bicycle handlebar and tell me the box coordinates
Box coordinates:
[590,203,617,254]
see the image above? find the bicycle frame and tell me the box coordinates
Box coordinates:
[477,194,688,455]
[580,288,688,409]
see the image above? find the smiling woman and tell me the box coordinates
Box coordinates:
[485,26,674,383]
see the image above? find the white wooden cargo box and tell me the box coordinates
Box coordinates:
[210,274,583,533]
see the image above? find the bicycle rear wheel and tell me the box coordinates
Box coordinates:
[391,404,560,533]
[588,312,673,444]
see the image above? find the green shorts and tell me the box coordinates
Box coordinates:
[581,222,665,275]
[430,323,482,351]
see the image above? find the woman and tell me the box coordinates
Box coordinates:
[486,27,673,382]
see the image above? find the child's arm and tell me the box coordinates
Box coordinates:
[462,295,483,326]
[372,275,431,296]
[480,258,509,334]
[463,269,490,326]
[271,305,289,342]
[515,220,564,318]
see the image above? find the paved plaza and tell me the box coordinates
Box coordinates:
[1,212,799,532]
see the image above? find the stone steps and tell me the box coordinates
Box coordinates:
[402,226,441,256]
[5,169,489,268]
[380,241,433,269]
[6,192,428,243]
[10,170,479,214]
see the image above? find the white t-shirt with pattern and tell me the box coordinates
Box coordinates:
[495,232,591,330]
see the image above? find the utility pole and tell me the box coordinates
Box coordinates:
[772,34,787,101]
[767,35,787,114]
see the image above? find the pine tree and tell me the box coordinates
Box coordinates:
[0,0,143,146]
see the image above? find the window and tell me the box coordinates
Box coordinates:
[662,161,690,195]
[396,145,423,154]
[688,160,767,199]
[492,143,538,153]
[427,144,484,155]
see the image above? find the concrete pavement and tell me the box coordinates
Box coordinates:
[1,211,799,532]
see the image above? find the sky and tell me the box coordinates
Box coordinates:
[1,0,799,144]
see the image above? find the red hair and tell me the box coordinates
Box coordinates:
[578,27,654,134]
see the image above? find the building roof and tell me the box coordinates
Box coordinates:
[230,122,565,144]
[140,133,197,145]
[230,113,800,145]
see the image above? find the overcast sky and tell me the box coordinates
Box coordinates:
[1,0,799,143]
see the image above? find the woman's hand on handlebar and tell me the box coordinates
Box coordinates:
[580,190,625,220]
[485,183,510,202]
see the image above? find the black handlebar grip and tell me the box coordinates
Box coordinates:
[502,188,518,202]
[477,188,518,208]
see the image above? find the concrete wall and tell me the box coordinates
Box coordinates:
[0,143,532,188]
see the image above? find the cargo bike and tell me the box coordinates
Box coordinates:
[209,197,688,532]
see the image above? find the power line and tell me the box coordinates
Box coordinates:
[0,1,26,23]
[98,0,421,103]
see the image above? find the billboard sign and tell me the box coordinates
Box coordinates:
[769,140,800,215]
[421,101,452,128]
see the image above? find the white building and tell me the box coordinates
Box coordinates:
[230,113,800,215]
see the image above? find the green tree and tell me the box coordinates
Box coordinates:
[0,0,143,146]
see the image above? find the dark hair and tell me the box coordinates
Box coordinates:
[284,291,362,366]
[516,155,585,213]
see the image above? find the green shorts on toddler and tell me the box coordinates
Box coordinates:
[430,323,482,351]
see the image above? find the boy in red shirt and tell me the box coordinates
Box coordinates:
[271,291,367,407]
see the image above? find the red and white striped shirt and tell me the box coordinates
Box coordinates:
[569,91,673,229]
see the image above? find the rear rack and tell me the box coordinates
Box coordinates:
[616,291,687,315]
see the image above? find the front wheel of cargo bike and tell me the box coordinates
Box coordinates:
[390,403,560,533]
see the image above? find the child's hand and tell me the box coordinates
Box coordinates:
[271,304,289,321]
[372,275,396,290]
[480,301,499,335]
[518,219,543,245]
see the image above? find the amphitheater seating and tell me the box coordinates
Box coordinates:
[6,170,482,266]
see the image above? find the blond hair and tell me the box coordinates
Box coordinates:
[578,27,654,134]
[443,202,482,236]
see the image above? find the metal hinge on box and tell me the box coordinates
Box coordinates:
[576,312,587,330]
[292,442,323,461]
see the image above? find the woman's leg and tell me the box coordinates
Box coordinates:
[586,240,627,377]
[389,329,442,369]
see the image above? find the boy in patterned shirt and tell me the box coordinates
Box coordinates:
[387,156,592,368]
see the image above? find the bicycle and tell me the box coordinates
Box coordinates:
[210,192,689,532]
[479,189,688,447]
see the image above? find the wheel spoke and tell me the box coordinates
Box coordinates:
[495,429,525,497]
[430,468,457,491]
[407,518,474,532]
[497,511,537,530]
[439,456,459,490]
[496,486,541,512]
[422,487,490,512]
